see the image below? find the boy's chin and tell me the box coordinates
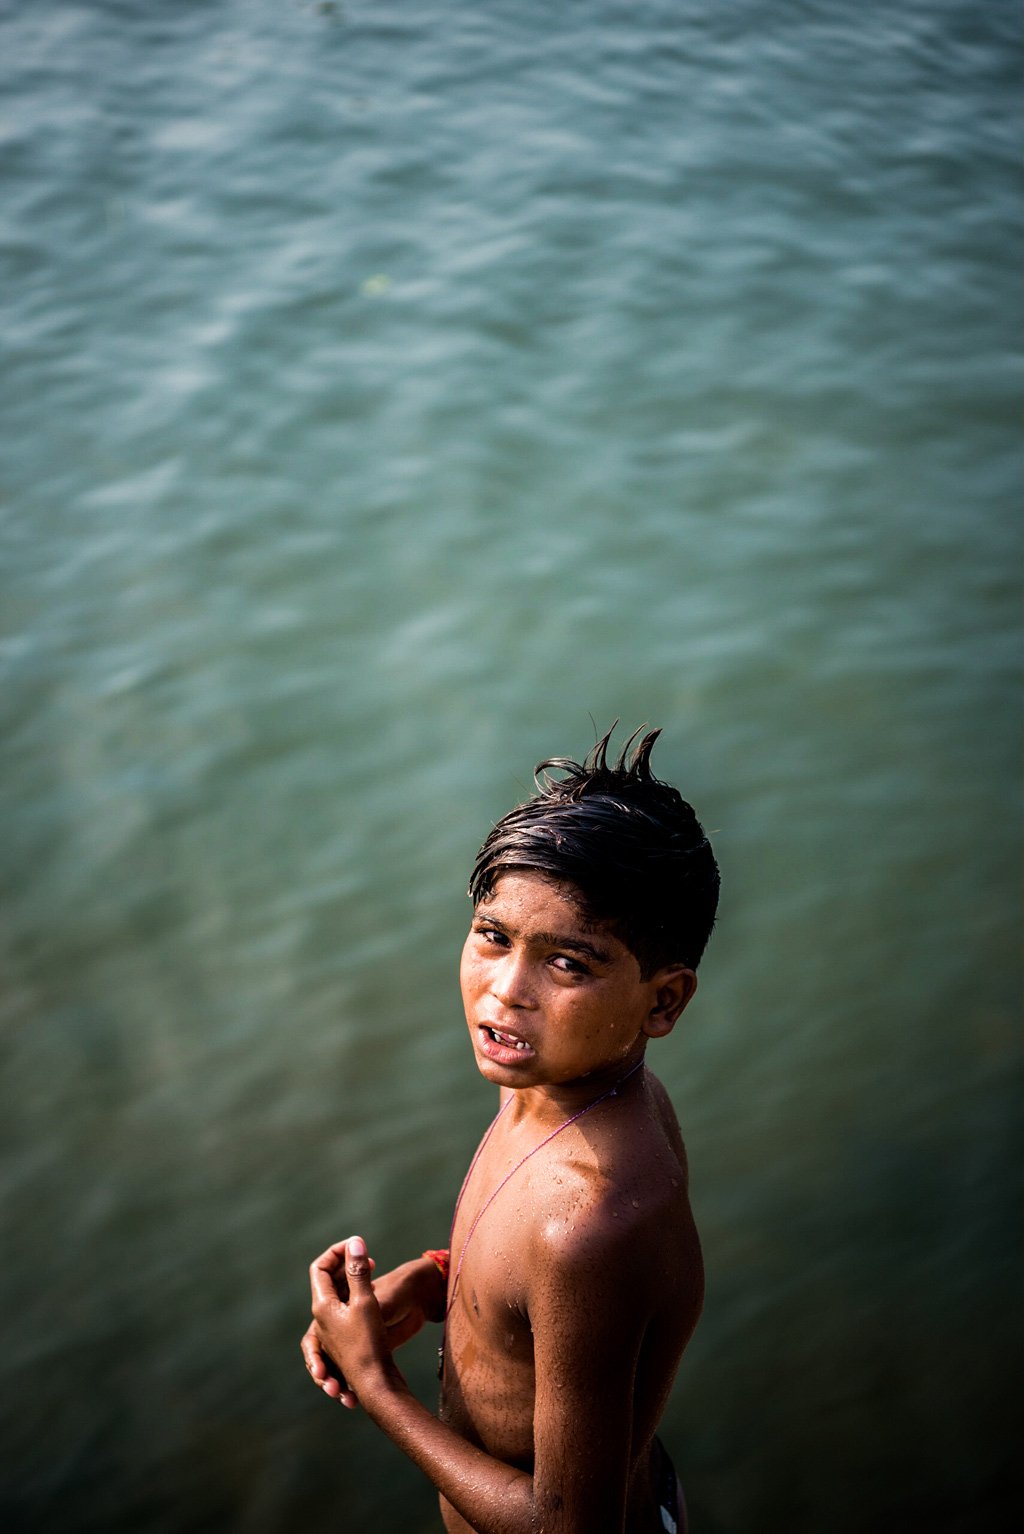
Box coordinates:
[472,1046,535,1085]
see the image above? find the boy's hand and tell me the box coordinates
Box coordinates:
[302,1245,447,1404]
[301,1238,376,1405]
[372,1255,448,1348]
[305,1236,405,1411]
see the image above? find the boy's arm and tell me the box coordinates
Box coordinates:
[526,1211,645,1533]
[310,1225,648,1534]
[310,1239,536,1531]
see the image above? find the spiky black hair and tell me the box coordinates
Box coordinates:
[469,725,719,975]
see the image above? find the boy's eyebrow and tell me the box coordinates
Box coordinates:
[474,912,613,965]
[536,930,613,964]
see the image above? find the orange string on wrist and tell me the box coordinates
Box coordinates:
[422,1248,450,1281]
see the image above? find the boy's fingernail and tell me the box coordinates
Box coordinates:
[348,1236,367,1258]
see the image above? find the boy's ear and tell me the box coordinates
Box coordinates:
[642,966,698,1039]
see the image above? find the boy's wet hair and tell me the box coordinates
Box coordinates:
[469,726,720,976]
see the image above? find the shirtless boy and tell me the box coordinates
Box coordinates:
[301,728,719,1534]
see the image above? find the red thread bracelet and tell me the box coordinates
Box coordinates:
[422,1248,450,1281]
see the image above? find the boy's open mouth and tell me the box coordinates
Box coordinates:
[486,1026,530,1050]
[478,1024,536,1062]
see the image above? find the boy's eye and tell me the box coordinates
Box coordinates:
[550,954,589,977]
[474,925,508,947]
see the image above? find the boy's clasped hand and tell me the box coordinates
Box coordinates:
[302,1238,444,1409]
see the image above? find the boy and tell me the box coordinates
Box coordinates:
[302,727,719,1534]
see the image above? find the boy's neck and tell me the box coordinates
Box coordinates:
[506,1048,648,1127]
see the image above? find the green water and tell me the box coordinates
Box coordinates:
[1,2,1020,1530]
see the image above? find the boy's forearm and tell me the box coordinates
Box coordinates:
[359,1373,534,1534]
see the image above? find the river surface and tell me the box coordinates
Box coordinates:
[1,3,1020,1531]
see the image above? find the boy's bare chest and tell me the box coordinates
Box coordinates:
[441,1138,561,1461]
[448,1113,631,1321]
[449,1134,547,1326]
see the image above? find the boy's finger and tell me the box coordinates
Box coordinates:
[310,1251,345,1309]
[319,1240,351,1271]
[345,1235,374,1294]
[309,1237,377,1311]
[300,1325,326,1378]
[318,1240,376,1274]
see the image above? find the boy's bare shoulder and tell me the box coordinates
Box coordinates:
[527,1087,693,1279]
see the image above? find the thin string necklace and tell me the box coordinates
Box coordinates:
[437,1058,645,1379]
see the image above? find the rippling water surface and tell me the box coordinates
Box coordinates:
[2,2,1020,1530]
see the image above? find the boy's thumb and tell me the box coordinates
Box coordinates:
[346,1236,372,1286]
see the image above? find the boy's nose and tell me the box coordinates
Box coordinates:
[490,952,536,1009]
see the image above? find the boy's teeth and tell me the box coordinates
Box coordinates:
[491,1028,528,1050]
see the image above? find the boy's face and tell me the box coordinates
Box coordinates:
[460,871,690,1090]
